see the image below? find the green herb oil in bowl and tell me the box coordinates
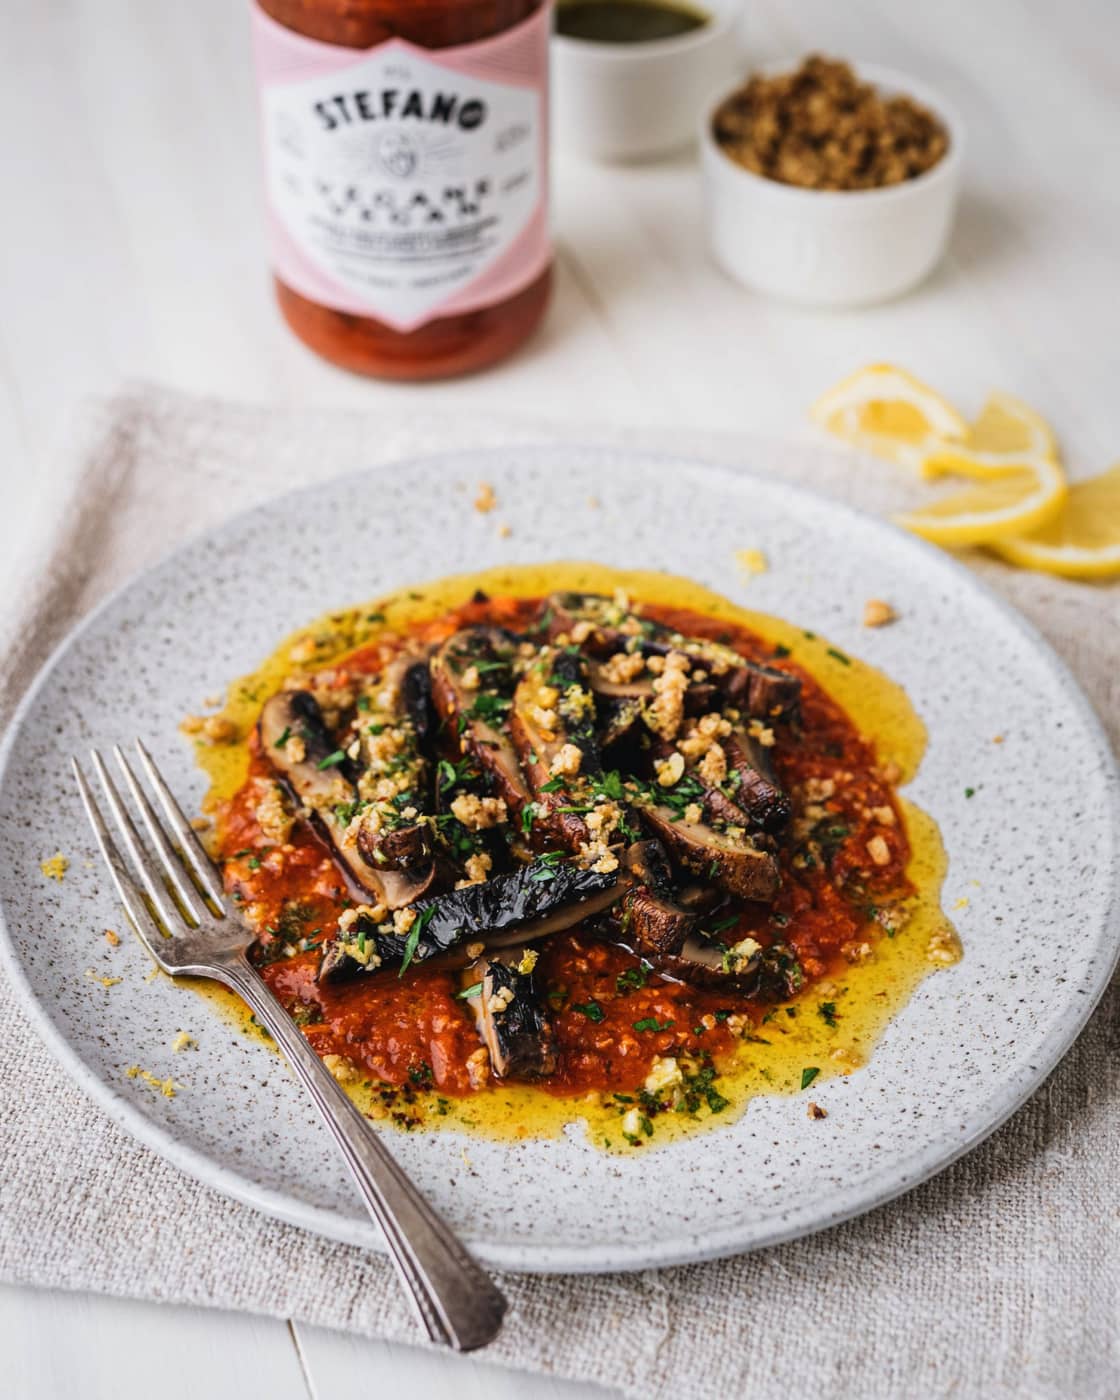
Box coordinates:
[555,0,710,44]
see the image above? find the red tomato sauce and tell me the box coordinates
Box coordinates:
[216,596,911,1101]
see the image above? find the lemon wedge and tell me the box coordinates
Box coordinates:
[923,391,1059,476]
[894,453,1068,546]
[988,464,1120,578]
[811,364,969,468]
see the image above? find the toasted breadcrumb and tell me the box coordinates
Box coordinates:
[474,482,496,513]
[104,928,121,947]
[927,926,960,965]
[735,548,768,575]
[497,522,512,538]
[807,1102,828,1120]
[85,969,122,989]
[172,1031,197,1053]
[40,853,69,882]
[863,598,897,628]
[126,1065,180,1098]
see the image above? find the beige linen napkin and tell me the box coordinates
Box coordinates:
[1,385,1116,1400]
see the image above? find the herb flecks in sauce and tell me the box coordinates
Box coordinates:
[187,562,956,1154]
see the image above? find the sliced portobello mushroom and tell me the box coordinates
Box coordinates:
[635,799,780,903]
[258,689,434,908]
[430,627,532,816]
[619,840,697,955]
[318,856,626,981]
[348,653,437,884]
[543,592,800,725]
[653,933,801,999]
[510,645,602,851]
[721,727,792,834]
[464,954,557,1079]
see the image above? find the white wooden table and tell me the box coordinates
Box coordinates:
[2,1,1116,1395]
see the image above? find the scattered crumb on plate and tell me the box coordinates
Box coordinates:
[863,598,897,628]
[734,548,768,575]
[40,853,69,882]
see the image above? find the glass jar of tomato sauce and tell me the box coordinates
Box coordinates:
[251,0,552,379]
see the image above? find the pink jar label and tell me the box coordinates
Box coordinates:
[250,4,550,332]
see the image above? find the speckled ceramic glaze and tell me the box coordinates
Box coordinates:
[1,448,1116,1274]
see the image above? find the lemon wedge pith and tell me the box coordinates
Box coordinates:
[811,364,969,468]
[989,464,1120,579]
[894,454,1068,546]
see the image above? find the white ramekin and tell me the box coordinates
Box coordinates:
[553,0,745,163]
[700,62,965,306]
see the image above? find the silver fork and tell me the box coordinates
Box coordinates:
[72,739,508,1352]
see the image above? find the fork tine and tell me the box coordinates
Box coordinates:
[134,739,225,907]
[112,744,204,925]
[72,758,171,969]
[90,749,186,935]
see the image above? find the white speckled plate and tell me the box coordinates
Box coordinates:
[1,447,1117,1274]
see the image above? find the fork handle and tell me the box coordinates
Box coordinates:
[216,952,508,1351]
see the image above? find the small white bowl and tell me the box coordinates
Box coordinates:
[553,0,745,163]
[700,62,965,306]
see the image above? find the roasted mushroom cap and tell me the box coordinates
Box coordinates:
[620,840,698,955]
[258,689,435,908]
[510,645,603,852]
[430,627,533,816]
[318,856,628,981]
[465,954,557,1080]
[636,800,780,903]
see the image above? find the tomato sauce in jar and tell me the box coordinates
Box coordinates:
[251,0,552,379]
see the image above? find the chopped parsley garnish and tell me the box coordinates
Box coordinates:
[398,904,437,975]
[467,692,511,723]
[247,856,261,871]
[528,865,557,882]
[573,1000,605,1023]
[772,643,792,659]
[457,982,482,1000]
[818,1001,839,1027]
[521,801,541,835]
[800,1066,820,1090]
[356,695,371,712]
[317,749,346,770]
[965,786,976,798]
[616,962,651,993]
[592,769,626,803]
[539,775,567,793]
[826,647,851,666]
[272,726,292,748]
[365,611,386,624]
[633,1017,674,1033]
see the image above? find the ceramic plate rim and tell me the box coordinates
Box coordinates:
[1,445,1117,1274]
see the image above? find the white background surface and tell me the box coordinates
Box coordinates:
[1,1,1117,1396]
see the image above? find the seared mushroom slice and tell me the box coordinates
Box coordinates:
[318,856,626,981]
[510,645,602,850]
[430,627,532,816]
[721,727,791,834]
[259,689,435,909]
[465,952,557,1080]
[347,652,436,880]
[598,695,645,749]
[543,592,800,725]
[636,799,780,903]
[620,840,697,955]
[654,933,800,999]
